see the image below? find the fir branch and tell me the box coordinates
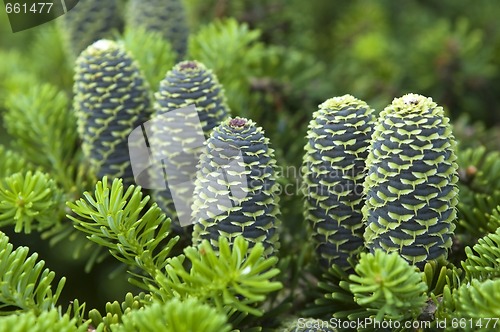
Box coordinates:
[0,308,89,332]
[0,231,66,315]
[67,177,177,290]
[0,50,38,98]
[349,250,428,321]
[88,292,152,331]
[153,236,282,318]
[27,24,73,89]
[452,279,500,320]
[188,18,265,114]
[0,171,64,234]
[114,297,231,332]
[303,263,365,320]
[119,27,176,90]
[456,146,500,238]
[0,145,29,179]
[3,83,80,192]
[462,226,500,281]
[421,261,462,296]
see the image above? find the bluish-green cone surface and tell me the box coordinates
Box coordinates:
[61,0,121,57]
[363,93,458,268]
[151,61,230,226]
[303,95,375,269]
[192,117,280,257]
[127,0,189,60]
[73,40,151,185]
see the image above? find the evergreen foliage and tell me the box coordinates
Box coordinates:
[120,27,176,90]
[0,171,63,234]
[88,292,152,330]
[421,260,462,296]
[115,297,231,332]
[462,226,500,281]
[188,18,264,115]
[4,83,79,191]
[0,309,89,332]
[456,146,500,240]
[456,279,500,318]
[0,146,28,178]
[154,236,282,317]
[349,250,428,321]
[0,231,66,315]
[67,177,176,291]
[2,2,500,330]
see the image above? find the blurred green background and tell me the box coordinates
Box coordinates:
[1,0,500,312]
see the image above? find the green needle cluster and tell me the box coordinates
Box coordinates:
[349,250,428,321]
[363,94,459,268]
[0,171,62,234]
[73,40,152,186]
[192,117,280,257]
[302,95,375,269]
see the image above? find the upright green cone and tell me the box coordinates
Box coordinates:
[303,95,375,269]
[192,117,280,257]
[60,0,121,57]
[363,93,458,268]
[127,0,189,60]
[73,40,151,186]
[154,61,229,135]
[151,61,230,226]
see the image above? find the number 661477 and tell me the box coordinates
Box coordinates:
[5,2,54,14]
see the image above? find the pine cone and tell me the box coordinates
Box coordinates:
[192,117,280,257]
[303,95,375,269]
[151,61,230,226]
[127,0,189,60]
[363,93,459,268]
[73,40,151,186]
[60,0,121,57]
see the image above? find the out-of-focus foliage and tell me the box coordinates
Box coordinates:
[120,28,176,90]
[185,0,500,123]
